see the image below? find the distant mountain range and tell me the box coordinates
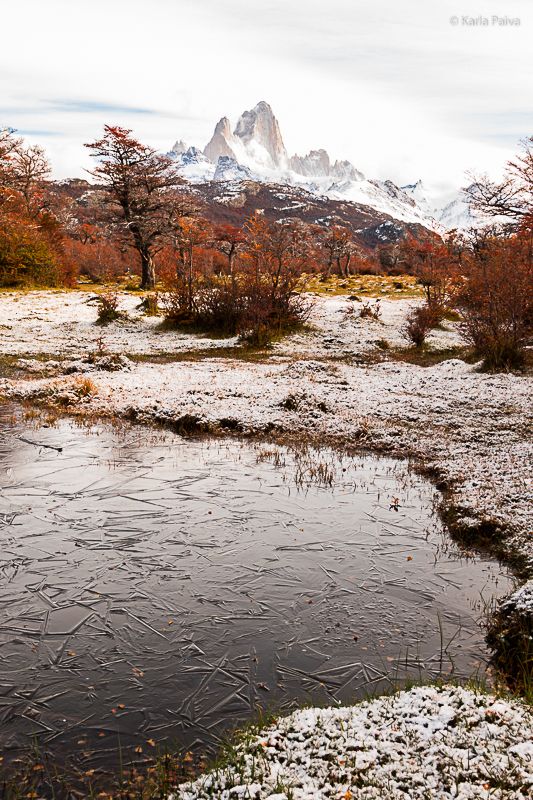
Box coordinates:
[168,100,478,233]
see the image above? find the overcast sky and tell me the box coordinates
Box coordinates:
[1,0,531,198]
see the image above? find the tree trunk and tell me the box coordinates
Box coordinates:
[140,250,156,289]
[188,244,194,312]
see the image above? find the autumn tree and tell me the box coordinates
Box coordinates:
[62,222,131,281]
[239,213,312,342]
[85,126,188,289]
[1,129,50,212]
[456,228,532,369]
[319,224,357,276]
[0,129,69,287]
[172,216,213,311]
[0,128,19,195]
[8,144,50,215]
[212,224,245,274]
[244,214,309,283]
[161,212,312,343]
[398,235,460,311]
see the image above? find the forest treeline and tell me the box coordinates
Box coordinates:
[1,125,531,366]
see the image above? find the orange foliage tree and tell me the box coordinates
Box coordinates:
[85,126,190,289]
[0,128,73,287]
[457,228,532,368]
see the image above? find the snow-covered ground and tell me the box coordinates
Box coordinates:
[0,289,456,358]
[173,685,533,799]
[0,290,238,356]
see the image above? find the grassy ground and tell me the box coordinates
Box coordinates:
[0,273,424,300]
[301,273,423,298]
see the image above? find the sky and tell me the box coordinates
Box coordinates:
[1,0,531,201]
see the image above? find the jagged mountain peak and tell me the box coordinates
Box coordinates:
[170,139,188,155]
[234,100,277,138]
[204,117,237,163]
[233,100,288,169]
[201,101,364,181]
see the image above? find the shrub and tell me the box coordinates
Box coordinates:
[236,272,311,344]
[403,303,444,347]
[197,277,246,334]
[160,213,314,344]
[456,232,532,369]
[161,270,311,345]
[0,217,60,287]
[138,293,159,316]
[359,300,382,320]
[74,377,98,398]
[95,291,125,325]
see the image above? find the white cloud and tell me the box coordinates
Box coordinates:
[1,0,531,196]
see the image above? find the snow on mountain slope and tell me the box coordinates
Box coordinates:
[402,180,483,230]
[169,102,477,232]
[213,156,252,182]
[437,193,480,230]
[401,180,433,215]
[171,145,215,182]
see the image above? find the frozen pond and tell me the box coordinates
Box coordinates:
[0,404,512,776]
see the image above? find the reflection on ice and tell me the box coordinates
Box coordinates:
[0,404,512,771]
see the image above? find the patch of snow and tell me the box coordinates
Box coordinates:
[174,685,533,799]
[503,581,533,615]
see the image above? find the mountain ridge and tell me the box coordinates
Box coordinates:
[169,101,476,233]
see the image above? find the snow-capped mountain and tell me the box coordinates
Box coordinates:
[400,180,433,216]
[169,101,443,231]
[438,198,477,230]
[401,179,481,230]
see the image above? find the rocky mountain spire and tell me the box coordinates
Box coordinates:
[233,100,288,169]
[204,116,238,163]
[201,101,364,180]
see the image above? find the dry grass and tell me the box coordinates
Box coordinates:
[301,273,423,298]
[72,376,98,398]
[386,345,476,367]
